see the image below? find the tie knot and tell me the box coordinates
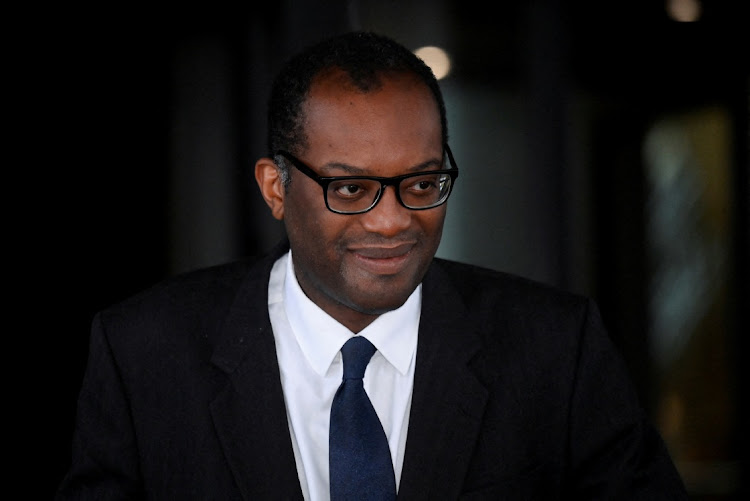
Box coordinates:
[340,336,377,380]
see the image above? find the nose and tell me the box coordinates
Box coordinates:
[359,185,411,236]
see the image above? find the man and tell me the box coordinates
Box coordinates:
[57,31,687,499]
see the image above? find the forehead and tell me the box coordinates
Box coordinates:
[300,69,442,161]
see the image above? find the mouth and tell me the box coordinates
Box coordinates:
[348,242,415,275]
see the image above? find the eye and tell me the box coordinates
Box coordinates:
[329,180,373,200]
[404,175,440,194]
[339,184,361,195]
[414,179,435,191]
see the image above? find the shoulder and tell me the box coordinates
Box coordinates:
[424,257,606,368]
[427,257,592,322]
[103,257,260,319]
[101,240,289,324]
[92,251,277,354]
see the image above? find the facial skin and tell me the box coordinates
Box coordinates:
[256,69,447,333]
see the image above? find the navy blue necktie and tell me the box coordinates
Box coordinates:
[329,336,397,500]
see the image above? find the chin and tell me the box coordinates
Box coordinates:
[340,268,427,314]
[348,291,414,316]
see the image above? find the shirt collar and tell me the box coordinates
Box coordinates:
[282,250,420,377]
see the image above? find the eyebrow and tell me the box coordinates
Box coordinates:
[318,156,444,176]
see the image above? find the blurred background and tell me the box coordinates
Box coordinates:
[29,0,746,498]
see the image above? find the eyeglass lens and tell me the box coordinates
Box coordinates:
[326,172,453,213]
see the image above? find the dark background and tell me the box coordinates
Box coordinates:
[17,1,747,498]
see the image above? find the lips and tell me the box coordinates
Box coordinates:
[350,242,414,259]
[348,242,415,275]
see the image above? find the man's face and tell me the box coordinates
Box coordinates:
[280,71,447,330]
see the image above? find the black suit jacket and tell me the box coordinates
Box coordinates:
[57,241,687,500]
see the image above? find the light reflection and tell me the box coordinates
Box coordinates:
[643,107,736,496]
[643,115,726,368]
[414,46,451,80]
[666,0,702,22]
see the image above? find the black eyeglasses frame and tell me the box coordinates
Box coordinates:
[274,145,459,215]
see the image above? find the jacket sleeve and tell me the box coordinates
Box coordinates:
[565,299,688,499]
[56,312,145,500]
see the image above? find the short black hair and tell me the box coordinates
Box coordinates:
[266,31,448,162]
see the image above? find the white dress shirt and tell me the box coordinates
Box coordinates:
[267,251,420,501]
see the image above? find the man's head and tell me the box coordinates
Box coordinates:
[266,31,448,175]
[255,31,454,332]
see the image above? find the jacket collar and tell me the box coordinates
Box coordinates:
[397,259,489,500]
[210,239,304,500]
[210,246,488,500]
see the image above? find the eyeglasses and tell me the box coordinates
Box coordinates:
[274,145,459,214]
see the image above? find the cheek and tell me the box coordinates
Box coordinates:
[284,196,347,259]
[284,183,326,236]
[418,208,447,244]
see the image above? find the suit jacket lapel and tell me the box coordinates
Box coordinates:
[205,247,488,500]
[210,242,304,500]
[398,260,489,500]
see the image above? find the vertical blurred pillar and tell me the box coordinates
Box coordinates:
[168,37,242,275]
[522,0,572,288]
[166,2,353,274]
[241,1,354,255]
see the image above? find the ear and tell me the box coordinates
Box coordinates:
[254,157,285,220]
